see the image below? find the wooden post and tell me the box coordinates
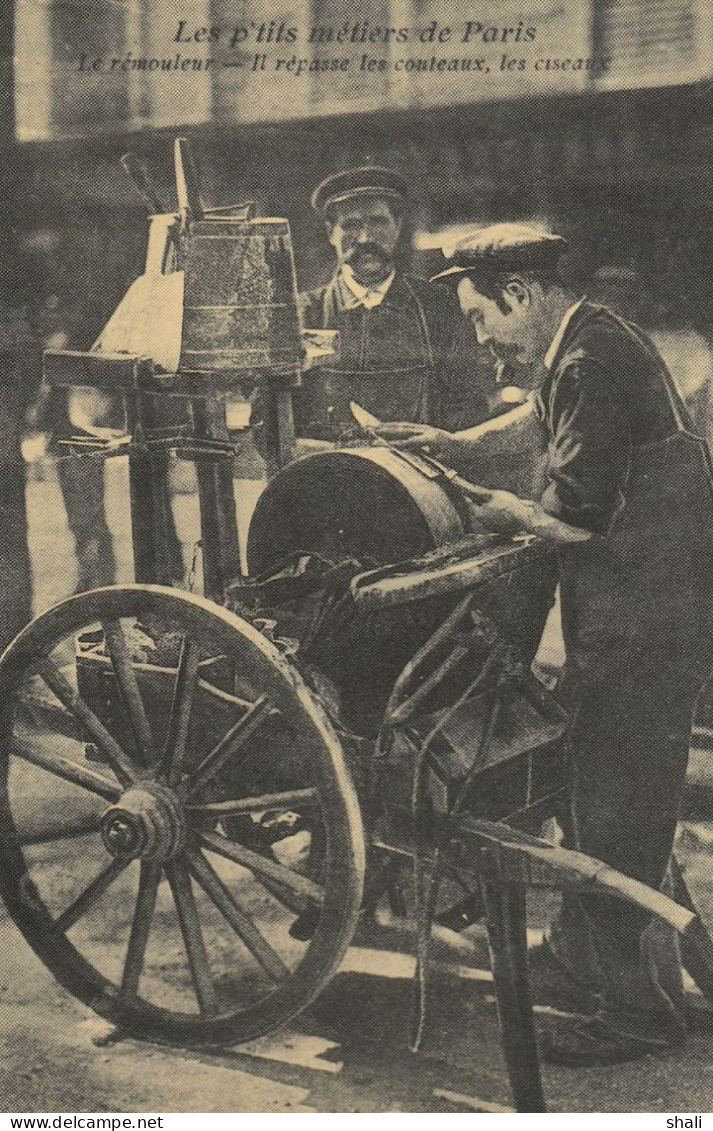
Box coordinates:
[479,850,547,1114]
[191,398,241,598]
[126,392,181,585]
[260,380,297,479]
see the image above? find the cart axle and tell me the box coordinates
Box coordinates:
[100,780,186,862]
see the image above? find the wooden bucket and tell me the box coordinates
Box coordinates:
[179,217,303,377]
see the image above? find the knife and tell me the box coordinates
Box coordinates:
[349,401,493,503]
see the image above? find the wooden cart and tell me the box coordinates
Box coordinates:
[1,142,712,1113]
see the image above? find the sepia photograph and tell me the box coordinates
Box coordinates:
[2,0,713,1116]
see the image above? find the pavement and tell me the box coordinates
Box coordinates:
[3,897,713,1114]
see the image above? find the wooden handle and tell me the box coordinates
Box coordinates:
[121,153,167,214]
[174,137,205,220]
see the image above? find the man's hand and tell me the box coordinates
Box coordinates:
[364,414,591,545]
[369,421,452,453]
[471,488,592,544]
[470,488,538,537]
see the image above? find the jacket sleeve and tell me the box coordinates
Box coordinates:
[540,358,632,534]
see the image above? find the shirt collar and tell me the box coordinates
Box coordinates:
[543,299,585,370]
[339,264,396,309]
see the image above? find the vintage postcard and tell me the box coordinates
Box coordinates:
[1,0,713,1118]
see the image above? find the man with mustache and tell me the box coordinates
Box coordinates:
[252,166,489,454]
[373,223,713,1066]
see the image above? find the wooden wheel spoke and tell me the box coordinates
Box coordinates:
[12,734,121,802]
[15,690,76,739]
[258,877,311,915]
[121,862,162,1000]
[102,620,156,767]
[187,787,319,817]
[187,848,290,982]
[187,695,272,797]
[55,857,132,932]
[163,639,201,787]
[199,830,324,906]
[165,858,219,1016]
[36,659,138,787]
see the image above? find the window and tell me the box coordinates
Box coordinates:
[15,0,213,140]
[592,0,712,89]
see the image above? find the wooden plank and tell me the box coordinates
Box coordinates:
[453,818,698,934]
[44,348,299,399]
[352,536,551,610]
[433,1088,515,1114]
[43,350,151,392]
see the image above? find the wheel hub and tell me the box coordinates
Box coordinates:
[100,781,186,862]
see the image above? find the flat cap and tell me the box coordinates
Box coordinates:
[430,223,567,283]
[311,166,408,214]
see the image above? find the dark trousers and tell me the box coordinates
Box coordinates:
[57,455,115,591]
[553,641,708,1023]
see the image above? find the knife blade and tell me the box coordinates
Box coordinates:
[349,401,493,500]
[349,401,442,478]
[349,401,382,429]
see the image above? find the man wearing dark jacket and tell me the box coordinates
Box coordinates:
[0,292,35,649]
[373,223,713,1065]
[251,166,489,453]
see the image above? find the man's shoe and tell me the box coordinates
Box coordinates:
[539,1010,685,1067]
[528,940,598,1014]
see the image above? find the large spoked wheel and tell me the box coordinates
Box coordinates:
[0,585,365,1045]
